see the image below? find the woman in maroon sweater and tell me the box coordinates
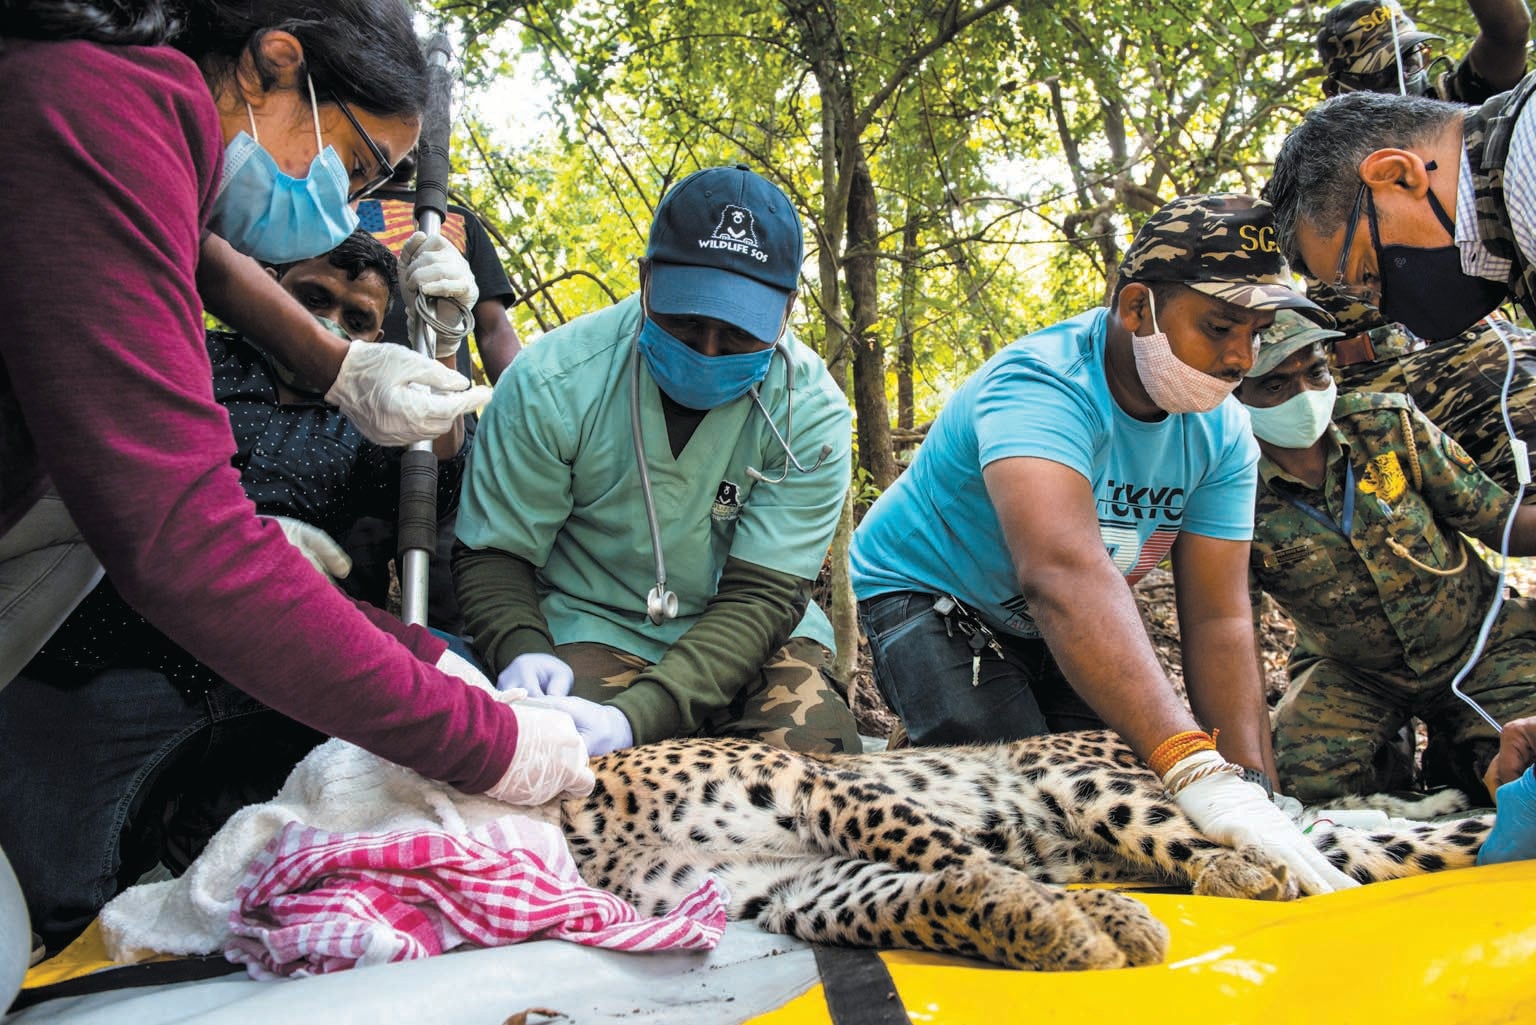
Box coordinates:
[0,0,591,953]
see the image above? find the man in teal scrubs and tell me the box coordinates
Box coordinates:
[455,165,859,755]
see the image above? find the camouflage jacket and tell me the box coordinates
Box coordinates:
[1250,391,1515,676]
[1463,70,1536,323]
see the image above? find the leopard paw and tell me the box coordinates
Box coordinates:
[961,869,1152,971]
[1190,844,1299,901]
[1061,889,1168,967]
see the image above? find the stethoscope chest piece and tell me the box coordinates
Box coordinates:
[646,584,679,626]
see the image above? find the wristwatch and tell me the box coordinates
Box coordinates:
[1237,765,1275,799]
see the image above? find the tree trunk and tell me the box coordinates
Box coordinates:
[828,485,860,685]
[896,215,918,431]
[845,151,897,489]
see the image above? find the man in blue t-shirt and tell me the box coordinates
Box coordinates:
[853,194,1357,896]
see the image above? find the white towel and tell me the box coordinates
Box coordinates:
[100,739,562,962]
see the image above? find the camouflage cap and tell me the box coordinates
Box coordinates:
[1302,273,1388,335]
[1317,1,1441,80]
[1117,194,1330,323]
[1248,309,1344,378]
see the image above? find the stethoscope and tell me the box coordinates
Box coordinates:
[628,309,833,624]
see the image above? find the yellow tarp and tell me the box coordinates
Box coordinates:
[750,861,1536,1025]
[27,862,1536,1021]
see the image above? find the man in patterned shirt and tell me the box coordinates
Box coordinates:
[1238,311,1536,803]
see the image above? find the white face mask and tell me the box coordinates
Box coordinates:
[1246,379,1337,449]
[1130,292,1241,414]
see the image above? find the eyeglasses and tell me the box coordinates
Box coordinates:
[330,94,395,202]
[1327,182,1381,306]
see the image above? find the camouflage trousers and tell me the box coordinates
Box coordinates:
[1273,597,1536,804]
[555,636,862,754]
[1336,329,1536,493]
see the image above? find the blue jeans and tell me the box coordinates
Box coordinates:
[0,665,324,952]
[858,591,1104,746]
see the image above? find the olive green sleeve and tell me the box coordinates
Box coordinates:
[606,556,808,745]
[452,542,557,674]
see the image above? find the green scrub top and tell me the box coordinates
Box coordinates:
[458,294,850,663]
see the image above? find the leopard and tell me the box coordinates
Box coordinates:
[560,729,1492,972]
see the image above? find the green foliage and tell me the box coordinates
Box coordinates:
[426,0,1509,404]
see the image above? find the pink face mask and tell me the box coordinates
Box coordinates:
[1130,292,1241,414]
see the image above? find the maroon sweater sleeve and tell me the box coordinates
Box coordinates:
[0,40,514,793]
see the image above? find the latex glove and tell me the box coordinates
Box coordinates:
[325,339,491,446]
[436,648,495,695]
[533,695,634,756]
[484,701,595,805]
[401,231,478,360]
[496,653,574,697]
[266,515,351,580]
[1272,792,1304,826]
[1477,766,1536,866]
[1165,750,1360,895]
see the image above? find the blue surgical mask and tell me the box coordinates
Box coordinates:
[637,316,776,410]
[207,76,358,264]
[1247,380,1337,449]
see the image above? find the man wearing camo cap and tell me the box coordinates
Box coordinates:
[1304,1,1536,497]
[851,195,1356,895]
[1317,0,1528,102]
[1236,310,1536,804]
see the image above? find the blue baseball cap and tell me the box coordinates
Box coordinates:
[645,165,804,343]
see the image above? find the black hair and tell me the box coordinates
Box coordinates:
[0,1,426,118]
[0,0,178,44]
[277,228,398,295]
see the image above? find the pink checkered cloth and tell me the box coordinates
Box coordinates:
[225,814,727,979]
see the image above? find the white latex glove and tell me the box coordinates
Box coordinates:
[401,231,478,360]
[1272,792,1305,826]
[1165,750,1360,896]
[484,701,596,805]
[436,648,495,695]
[325,339,491,446]
[496,653,574,697]
[266,515,351,580]
[534,695,634,756]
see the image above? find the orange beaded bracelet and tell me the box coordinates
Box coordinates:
[1147,729,1218,778]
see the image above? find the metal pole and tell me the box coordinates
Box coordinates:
[398,32,459,627]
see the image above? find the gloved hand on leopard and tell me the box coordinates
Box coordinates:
[481,695,596,805]
[1162,747,1360,895]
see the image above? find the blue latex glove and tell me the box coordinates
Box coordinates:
[1477,766,1536,866]
[535,695,634,756]
[496,653,574,697]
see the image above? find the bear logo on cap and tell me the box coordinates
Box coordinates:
[703,205,768,263]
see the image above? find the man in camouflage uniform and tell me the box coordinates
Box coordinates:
[1316,0,1530,103]
[1328,314,1536,493]
[1268,73,1536,492]
[1238,312,1536,803]
[1307,2,1536,491]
